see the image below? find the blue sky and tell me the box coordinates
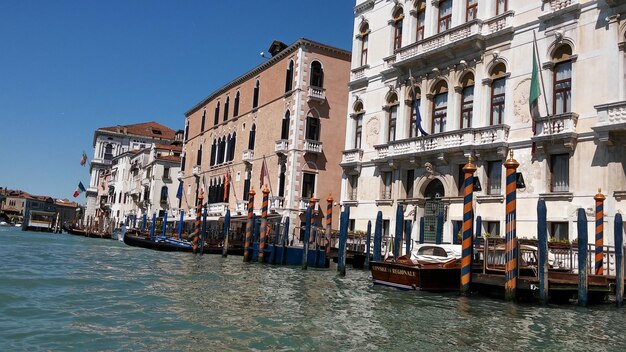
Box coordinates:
[0,0,355,200]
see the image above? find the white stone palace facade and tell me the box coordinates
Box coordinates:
[342,0,626,245]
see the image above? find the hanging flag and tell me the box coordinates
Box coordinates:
[223,170,230,202]
[201,174,206,193]
[80,151,88,166]
[176,180,183,200]
[259,157,269,188]
[73,181,86,198]
[529,37,542,157]
[409,71,429,137]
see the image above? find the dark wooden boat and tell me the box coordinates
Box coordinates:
[64,226,111,239]
[370,244,462,291]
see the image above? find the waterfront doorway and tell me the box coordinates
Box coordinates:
[423,179,444,243]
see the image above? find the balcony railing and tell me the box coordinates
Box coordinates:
[235,201,248,214]
[270,196,284,211]
[208,203,227,216]
[177,171,184,180]
[275,139,288,154]
[350,65,368,81]
[242,149,254,164]
[533,113,578,138]
[374,125,509,161]
[192,165,201,176]
[308,86,326,102]
[540,0,580,20]
[394,13,513,68]
[303,140,322,154]
[593,101,626,144]
[341,149,364,164]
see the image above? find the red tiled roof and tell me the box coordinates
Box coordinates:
[98,121,176,140]
[156,155,181,163]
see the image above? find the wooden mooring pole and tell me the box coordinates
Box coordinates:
[537,198,549,304]
[615,213,624,307]
[594,190,605,275]
[364,220,372,270]
[302,203,312,270]
[337,207,349,276]
[577,208,589,307]
[222,209,230,258]
[373,211,383,262]
[258,186,269,263]
[394,204,403,261]
[504,151,519,301]
[461,156,476,296]
[243,188,255,262]
[326,195,333,255]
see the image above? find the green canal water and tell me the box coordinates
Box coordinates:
[1,226,625,351]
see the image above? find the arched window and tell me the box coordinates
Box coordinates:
[466,0,477,21]
[234,91,240,117]
[386,92,399,142]
[438,0,452,33]
[281,111,290,140]
[414,1,425,42]
[184,121,189,142]
[359,22,369,66]
[285,61,294,92]
[432,80,448,133]
[460,73,475,128]
[210,139,216,166]
[553,45,572,115]
[392,7,403,51]
[248,124,256,150]
[104,144,113,161]
[228,132,236,161]
[196,144,203,166]
[214,101,220,125]
[306,114,320,141]
[353,101,364,149]
[253,80,260,109]
[310,61,324,88]
[490,63,506,125]
[223,96,230,122]
[218,137,226,164]
[201,110,206,132]
[160,186,168,203]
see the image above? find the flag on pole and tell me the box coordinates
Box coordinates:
[73,182,86,198]
[223,170,230,202]
[80,151,88,166]
[201,174,206,193]
[409,70,429,136]
[176,180,183,200]
[259,157,269,188]
[529,37,542,157]
[530,42,542,126]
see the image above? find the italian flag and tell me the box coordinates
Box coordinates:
[529,44,541,128]
[73,182,86,198]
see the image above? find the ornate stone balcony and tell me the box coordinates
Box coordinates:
[275,139,288,154]
[531,113,578,152]
[269,196,284,212]
[539,0,580,21]
[373,125,509,163]
[208,203,227,216]
[242,149,254,164]
[593,101,626,145]
[177,171,184,180]
[340,149,364,175]
[393,13,513,69]
[308,86,326,102]
[303,140,322,154]
[192,165,201,176]
[235,201,248,215]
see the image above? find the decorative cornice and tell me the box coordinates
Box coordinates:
[354,0,375,15]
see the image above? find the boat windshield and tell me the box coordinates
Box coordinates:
[417,246,448,257]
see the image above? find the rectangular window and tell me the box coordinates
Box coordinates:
[416,6,425,41]
[432,92,448,133]
[487,161,502,195]
[405,169,415,198]
[466,0,477,21]
[355,114,363,149]
[393,20,403,51]
[491,78,505,125]
[438,0,452,33]
[409,99,419,138]
[496,0,508,15]
[381,172,392,199]
[302,173,316,199]
[550,154,569,192]
[554,61,572,115]
[361,35,368,66]
[486,221,500,237]
[163,167,170,179]
[388,106,397,142]
[550,222,568,241]
[460,86,474,128]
